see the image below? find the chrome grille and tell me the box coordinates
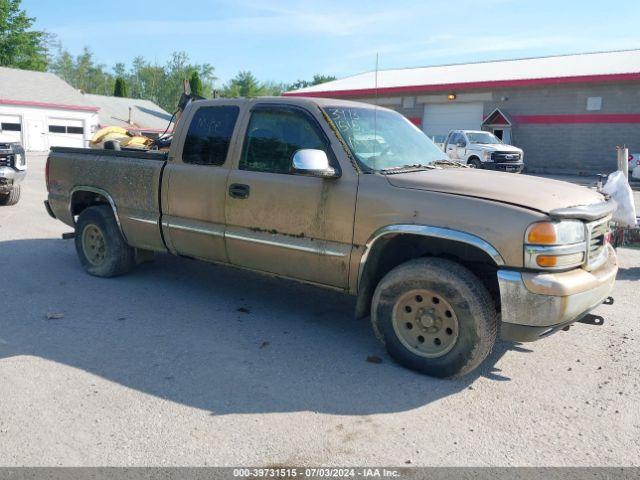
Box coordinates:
[0,154,13,167]
[491,151,521,163]
[586,217,610,267]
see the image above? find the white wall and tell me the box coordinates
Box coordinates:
[0,104,99,151]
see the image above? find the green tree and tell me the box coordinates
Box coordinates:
[221,71,284,98]
[113,77,128,97]
[288,74,336,91]
[49,46,114,95]
[0,0,48,70]
[126,52,216,111]
[189,70,203,97]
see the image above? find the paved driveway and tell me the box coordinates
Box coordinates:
[0,155,638,466]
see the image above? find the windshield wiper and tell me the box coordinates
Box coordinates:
[379,163,437,174]
[430,159,470,168]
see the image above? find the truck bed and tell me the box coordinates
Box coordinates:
[46,146,168,252]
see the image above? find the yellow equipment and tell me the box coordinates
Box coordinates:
[90,126,154,150]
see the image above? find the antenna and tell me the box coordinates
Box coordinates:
[374,53,379,168]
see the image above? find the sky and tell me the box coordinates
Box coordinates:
[23,0,640,87]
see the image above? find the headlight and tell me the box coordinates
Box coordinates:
[526,220,585,245]
[483,151,492,161]
[524,220,586,270]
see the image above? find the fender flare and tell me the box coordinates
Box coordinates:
[357,224,505,291]
[69,186,127,241]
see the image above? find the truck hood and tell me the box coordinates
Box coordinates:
[385,168,604,213]
[470,143,521,152]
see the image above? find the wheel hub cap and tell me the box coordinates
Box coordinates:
[391,289,460,358]
[82,224,107,266]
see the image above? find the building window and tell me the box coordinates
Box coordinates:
[586,97,602,111]
[48,125,84,134]
[1,122,21,131]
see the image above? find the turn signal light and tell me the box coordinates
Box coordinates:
[536,252,584,268]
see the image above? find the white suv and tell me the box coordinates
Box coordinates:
[444,130,524,173]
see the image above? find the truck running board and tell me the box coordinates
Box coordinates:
[61,232,75,240]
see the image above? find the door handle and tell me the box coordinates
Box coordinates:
[229,183,250,199]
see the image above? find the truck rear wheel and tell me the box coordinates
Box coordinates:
[0,185,21,206]
[75,205,136,277]
[371,257,497,378]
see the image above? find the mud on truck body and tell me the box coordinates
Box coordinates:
[44,97,617,377]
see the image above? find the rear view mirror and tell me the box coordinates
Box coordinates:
[292,149,339,178]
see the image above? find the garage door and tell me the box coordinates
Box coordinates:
[0,114,23,143]
[422,103,484,141]
[47,118,85,148]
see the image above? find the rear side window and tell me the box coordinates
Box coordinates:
[183,106,240,165]
[240,109,326,174]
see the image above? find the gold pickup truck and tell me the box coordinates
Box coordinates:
[44,97,618,377]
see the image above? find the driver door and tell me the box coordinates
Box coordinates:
[224,105,357,288]
[454,133,467,159]
[446,132,460,160]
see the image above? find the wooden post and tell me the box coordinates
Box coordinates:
[617,146,629,179]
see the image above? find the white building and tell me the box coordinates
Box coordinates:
[0,67,100,151]
[0,67,172,151]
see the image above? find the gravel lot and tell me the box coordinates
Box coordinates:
[0,154,638,466]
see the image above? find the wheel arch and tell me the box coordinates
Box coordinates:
[69,186,126,240]
[355,225,505,320]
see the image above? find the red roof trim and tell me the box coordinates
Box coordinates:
[283,73,640,97]
[0,98,99,112]
[514,113,640,124]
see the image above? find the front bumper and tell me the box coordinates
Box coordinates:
[482,162,524,173]
[0,166,26,192]
[498,244,617,342]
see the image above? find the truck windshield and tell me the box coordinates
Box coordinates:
[323,107,447,171]
[466,132,501,144]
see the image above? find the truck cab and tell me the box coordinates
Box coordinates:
[444,130,524,173]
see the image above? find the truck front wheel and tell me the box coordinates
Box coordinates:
[75,205,136,277]
[0,185,21,206]
[371,257,497,378]
[468,157,482,168]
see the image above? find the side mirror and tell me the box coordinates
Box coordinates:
[292,149,339,178]
[456,141,466,148]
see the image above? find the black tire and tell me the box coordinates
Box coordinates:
[74,205,136,277]
[0,185,21,206]
[468,157,482,169]
[371,257,497,378]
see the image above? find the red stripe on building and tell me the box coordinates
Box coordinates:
[283,73,640,98]
[513,113,640,124]
[407,117,422,126]
[0,98,100,112]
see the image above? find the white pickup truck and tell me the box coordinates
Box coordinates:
[444,130,524,173]
[0,127,27,206]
